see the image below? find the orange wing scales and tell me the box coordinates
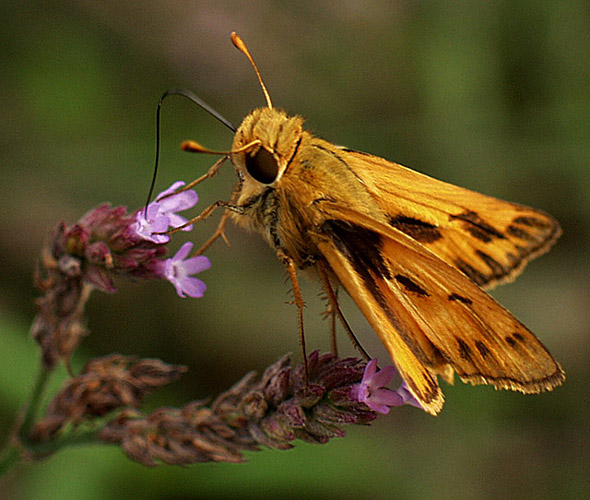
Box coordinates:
[311,215,564,415]
[339,148,561,290]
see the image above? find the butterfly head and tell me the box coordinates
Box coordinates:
[232,108,303,186]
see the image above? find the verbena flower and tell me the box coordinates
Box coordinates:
[32,181,203,367]
[353,359,424,414]
[133,181,198,243]
[156,242,211,298]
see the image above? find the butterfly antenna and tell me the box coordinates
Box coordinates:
[145,88,236,210]
[231,32,273,109]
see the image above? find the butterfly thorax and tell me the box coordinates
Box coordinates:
[228,107,387,269]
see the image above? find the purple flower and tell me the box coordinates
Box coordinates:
[395,380,424,410]
[353,359,403,414]
[133,181,198,243]
[158,242,211,298]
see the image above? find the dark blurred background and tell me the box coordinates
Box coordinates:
[1,1,588,499]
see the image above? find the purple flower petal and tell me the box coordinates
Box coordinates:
[370,365,396,388]
[156,181,198,213]
[182,255,211,274]
[161,242,211,298]
[156,180,186,199]
[173,241,193,261]
[133,204,171,243]
[175,276,207,298]
[396,380,425,410]
[132,182,198,243]
[167,213,193,232]
[354,359,418,414]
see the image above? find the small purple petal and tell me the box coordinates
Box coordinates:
[370,365,396,388]
[133,182,198,243]
[133,205,170,243]
[173,241,193,261]
[176,276,207,298]
[396,381,425,410]
[156,180,186,199]
[361,359,378,384]
[159,190,198,213]
[156,181,198,213]
[372,389,404,407]
[161,242,210,298]
[182,255,211,274]
[167,213,193,232]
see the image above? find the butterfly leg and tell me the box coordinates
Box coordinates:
[156,184,244,257]
[194,182,243,255]
[318,262,371,361]
[278,250,309,380]
[321,292,339,356]
[318,272,339,356]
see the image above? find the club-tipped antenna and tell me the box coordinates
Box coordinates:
[231,32,273,109]
[145,88,236,211]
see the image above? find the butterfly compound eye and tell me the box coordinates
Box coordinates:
[245,148,279,184]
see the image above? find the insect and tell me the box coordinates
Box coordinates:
[170,32,564,415]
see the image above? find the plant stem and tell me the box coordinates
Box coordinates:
[20,366,53,440]
[0,365,54,477]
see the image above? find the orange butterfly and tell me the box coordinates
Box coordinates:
[175,33,564,415]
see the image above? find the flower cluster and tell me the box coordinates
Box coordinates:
[31,182,209,367]
[98,352,379,466]
[93,352,422,466]
[31,355,186,441]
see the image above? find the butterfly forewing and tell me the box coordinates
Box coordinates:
[338,148,561,290]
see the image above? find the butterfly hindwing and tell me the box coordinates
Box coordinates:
[311,206,564,414]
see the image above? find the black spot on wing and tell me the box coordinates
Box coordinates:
[513,216,551,229]
[388,215,442,243]
[394,274,429,296]
[454,258,488,286]
[475,341,491,358]
[448,293,473,305]
[507,224,535,241]
[320,220,390,280]
[320,219,435,367]
[451,210,506,243]
[456,337,474,362]
[476,250,506,278]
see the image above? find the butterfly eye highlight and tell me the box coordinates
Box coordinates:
[245,148,279,184]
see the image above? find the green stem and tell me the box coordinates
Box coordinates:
[20,366,53,439]
[0,365,53,477]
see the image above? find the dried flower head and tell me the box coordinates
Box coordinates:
[98,352,393,466]
[31,355,186,441]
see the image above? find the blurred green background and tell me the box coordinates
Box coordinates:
[1,1,589,498]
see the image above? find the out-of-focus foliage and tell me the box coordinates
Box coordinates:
[1,1,588,498]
